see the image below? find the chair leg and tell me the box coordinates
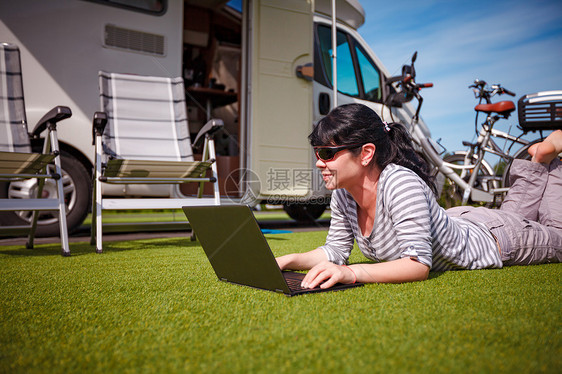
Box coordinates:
[206,137,221,205]
[26,177,46,250]
[209,143,220,205]
[94,170,103,254]
[95,200,103,254]
[49,131,71,256]
[93,181,103,253]
[90,175,97,246]
[26,212,38,250]
[57,207,71,257]
[54,166,70,256]
[93,137,104,253]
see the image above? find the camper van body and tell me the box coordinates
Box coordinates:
[0,0,432,233]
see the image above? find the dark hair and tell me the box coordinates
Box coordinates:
[309,103,437,194]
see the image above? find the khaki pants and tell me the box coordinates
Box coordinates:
[447,159,562,266]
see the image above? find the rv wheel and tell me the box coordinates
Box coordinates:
[283,202,327,223]
[0,151,91,237]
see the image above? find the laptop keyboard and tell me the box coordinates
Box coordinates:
[284,276,306,291]
[283,271,319,292]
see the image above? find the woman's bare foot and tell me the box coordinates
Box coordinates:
[528,130,562,164]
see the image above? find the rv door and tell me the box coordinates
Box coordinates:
[243,0,314,202]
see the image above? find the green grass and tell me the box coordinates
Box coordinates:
[81,208,331,225]
[1,231,560,373]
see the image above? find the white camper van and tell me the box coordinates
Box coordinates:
[0,0,432,235]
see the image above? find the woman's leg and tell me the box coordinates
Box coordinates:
[498,210,562,266]
[447,205,562,266]
[538,158,562,235]
[500,130,562,223]
[502,151,562,265]
[530,130,562,234]
[499,161,548,221]
[493,131,562,265]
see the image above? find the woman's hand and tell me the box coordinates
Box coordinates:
[301,261,356,289]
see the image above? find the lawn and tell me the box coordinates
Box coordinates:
[0,230,560,373]
[80,207,331,226]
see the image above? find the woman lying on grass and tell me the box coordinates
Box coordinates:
[276,104,562,287]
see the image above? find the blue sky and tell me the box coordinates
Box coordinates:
[359,0,562,151]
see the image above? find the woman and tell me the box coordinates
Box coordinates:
[276,104,562,288]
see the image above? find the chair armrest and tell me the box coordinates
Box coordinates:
[92,112,108,145]
[30,106,72,137]
[192,118,224,147]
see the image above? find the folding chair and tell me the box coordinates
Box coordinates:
[0,42,72,255]
[91,71,223,253]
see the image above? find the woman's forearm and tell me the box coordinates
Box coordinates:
[276,247,329,271]
[349,257,429,283]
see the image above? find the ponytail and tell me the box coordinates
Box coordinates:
[379,122,437,195]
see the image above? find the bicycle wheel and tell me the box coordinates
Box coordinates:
[437,152,499,209]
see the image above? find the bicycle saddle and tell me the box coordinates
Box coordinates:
[474,100,516,117]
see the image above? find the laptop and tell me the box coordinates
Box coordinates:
[182,205,364,296]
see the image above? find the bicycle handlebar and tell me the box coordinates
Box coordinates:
[384,52,433,122]
[417,82,433,88]
[500,87,516,96]
[469,79,487,89]
[470,79,515,102]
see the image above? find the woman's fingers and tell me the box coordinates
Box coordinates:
[300,263,326,288]
[318,273,341,289]
[301,262,346,289]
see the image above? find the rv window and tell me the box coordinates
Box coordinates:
[317,25,359,98]
[354,44,382,102]
[227,0,242,12]
[83,0,167,15]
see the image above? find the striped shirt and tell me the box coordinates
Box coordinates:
[320,163,502,271]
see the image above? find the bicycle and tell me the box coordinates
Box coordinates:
[440,80,528,207]
[383,52,562,208]
[440,81,562,207]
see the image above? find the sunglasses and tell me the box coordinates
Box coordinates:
[313,143,365,161]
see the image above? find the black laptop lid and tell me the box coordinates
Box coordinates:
[183,205,291,293]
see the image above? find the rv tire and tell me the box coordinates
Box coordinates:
[283,202,327,223]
